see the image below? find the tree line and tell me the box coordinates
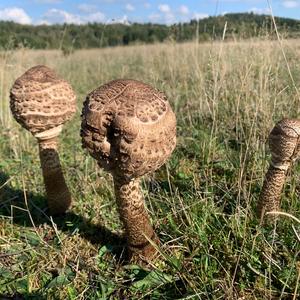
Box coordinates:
[1,13,300,50]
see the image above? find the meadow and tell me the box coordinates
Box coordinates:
[0,38,300,299]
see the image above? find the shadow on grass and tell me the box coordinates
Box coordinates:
[0,171,128,297]
[0,171,190,299]
[0,293,47,300]
[0,171,126,256]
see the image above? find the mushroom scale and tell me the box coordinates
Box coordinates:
[258,118,300,222]
[10,65,76,215]
[81,79,176,262]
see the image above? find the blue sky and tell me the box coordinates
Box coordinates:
[0,1,299,25]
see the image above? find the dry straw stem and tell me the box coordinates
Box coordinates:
[2,37,300,297]
[258,119,300,223]
[81,79,176,263]
[10,65,76,215]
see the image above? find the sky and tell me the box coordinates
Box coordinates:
[0,0,299,25]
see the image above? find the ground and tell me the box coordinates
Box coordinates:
[0,39,300,299]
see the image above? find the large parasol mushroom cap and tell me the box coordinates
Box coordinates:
[81,79,176,181]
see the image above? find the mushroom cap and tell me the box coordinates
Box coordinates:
[81,79,176,180]
[269,119,300,168]
[10,65,76,135]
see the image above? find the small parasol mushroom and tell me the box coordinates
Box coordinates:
[10,65,76,215]
[258,118,300,222]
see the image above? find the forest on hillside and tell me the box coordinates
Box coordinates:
[1,13,300,50]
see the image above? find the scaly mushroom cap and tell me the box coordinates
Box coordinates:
[268,119,300,170]
[81,79,176,180]
[10,65,76,135]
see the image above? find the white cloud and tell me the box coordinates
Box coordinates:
[179,5,189,15]
[0,7,32,24]
[157,4,175,24]
[249,7,271,14]
[78,4,97,13]
[109,15,130,25]
[44,9,82,24]
[148,13,161,23]
[212,0,259,1]
[158,4,171,13]
[165,13,175,24]
[87,12,106,23]
[36,19,51,25]
[35,0,61,3]
[144,3,151,9]
[193,13,209,20]
[148,12,174,24]
[125,3,135,11]
[95,0,128,2]
[43,9,106,24]
[282,1,299,8]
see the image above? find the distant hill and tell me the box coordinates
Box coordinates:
[0,13,299,50]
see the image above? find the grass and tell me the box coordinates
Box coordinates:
[1,38,300,299]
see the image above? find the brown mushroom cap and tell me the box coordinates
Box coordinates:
[81,79,176,180]
[257,118,300,221]
[10,65,76,135]
[268,119,300,170]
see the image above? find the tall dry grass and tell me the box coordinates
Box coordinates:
[1,38,300,299]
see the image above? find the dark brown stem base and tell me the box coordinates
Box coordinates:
[257,166,287,223]
[113,177,159,263]
[38,138,72,215]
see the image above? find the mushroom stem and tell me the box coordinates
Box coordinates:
[257,165,288,222]
[113,177,159,261]
[257,119,300,223]
[38,138,72,215]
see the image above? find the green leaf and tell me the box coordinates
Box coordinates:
[67,286,77,300]
[178,172,189,180]
[130,270,173,291]
[47,275,70,289]
[0,268,14,279]
[15,277,28,293]
[22,231,40,246]
[98,245,108,258]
